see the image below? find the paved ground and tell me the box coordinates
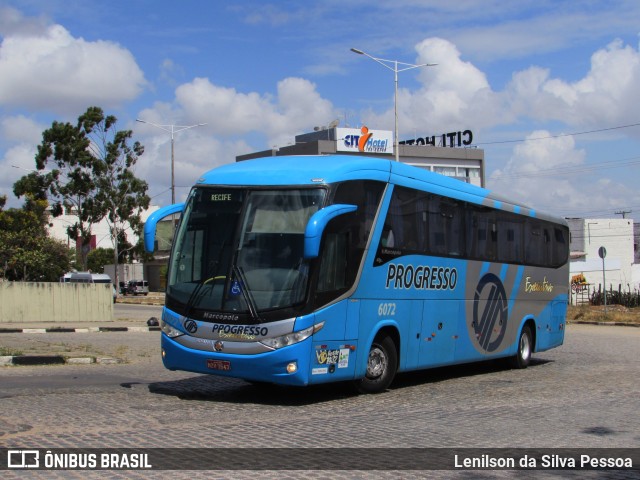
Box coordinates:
[0,323,638,479]
[0,303,163,364]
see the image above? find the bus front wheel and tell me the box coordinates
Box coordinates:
[510,325,532,369]
[355,334,397,394]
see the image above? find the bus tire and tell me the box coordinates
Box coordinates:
[510,324,532,369]
[355,334,397,394]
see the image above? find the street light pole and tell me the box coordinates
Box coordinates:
[135,120,207,205]
[351,48,436,162]
[135,119,206,245]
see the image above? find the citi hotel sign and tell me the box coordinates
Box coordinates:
[400,129,473,148]
[337,126,393,154]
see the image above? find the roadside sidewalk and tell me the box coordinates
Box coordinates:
[0,320,161,334]
[0,313,163,367]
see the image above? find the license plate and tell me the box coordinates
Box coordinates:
[207,359,231,371]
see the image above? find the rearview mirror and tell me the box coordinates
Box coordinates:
[304,204,357,259]
[143,203,185,253]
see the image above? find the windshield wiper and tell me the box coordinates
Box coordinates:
[183,239,229,319]
[232,265,259,321]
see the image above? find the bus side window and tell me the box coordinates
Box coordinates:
[381,225,395,247]
[317,232,348,292]
[315,180,384,299]
[525,223,544,266]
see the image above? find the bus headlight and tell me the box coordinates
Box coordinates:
[161,320,185,338]
[260,322,324,350]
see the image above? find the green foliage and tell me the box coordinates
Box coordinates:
[87,248,114,274]
[0,205,71,281]
[13,106,150,272]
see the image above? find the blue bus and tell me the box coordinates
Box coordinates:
[144,155,569,393]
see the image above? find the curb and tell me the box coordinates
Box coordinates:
[0,326,161,334]
[568,320,640,327]
[0,355,123,366]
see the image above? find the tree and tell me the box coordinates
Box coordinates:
[14,106,150,290]
[87,248,115,274]
[0,197,71,281]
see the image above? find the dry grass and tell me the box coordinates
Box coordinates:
[567,304,640,325]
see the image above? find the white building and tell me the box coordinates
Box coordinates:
[568,218,637,291]
[237,125,485,187]
[47,206,161,255]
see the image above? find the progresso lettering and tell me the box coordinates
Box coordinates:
[211,324,269,337]
[385,263,458,290]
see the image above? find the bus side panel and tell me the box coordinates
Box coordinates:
[308,300,359,384]
[533,297,567,352]
[419,299,458,368]
[353,300,416,378]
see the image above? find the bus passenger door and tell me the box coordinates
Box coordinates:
[419,301,458,367]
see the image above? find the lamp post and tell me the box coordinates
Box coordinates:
[135,120,207,205]
[136,119,206,245]
[351,48,436,162]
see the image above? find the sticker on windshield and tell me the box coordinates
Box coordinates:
[229,279,243,297]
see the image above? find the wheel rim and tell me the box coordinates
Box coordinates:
[520,331,531,360]
[366,345,387,379]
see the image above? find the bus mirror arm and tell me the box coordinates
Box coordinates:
[304,204,358,259]
[143,203,185,253]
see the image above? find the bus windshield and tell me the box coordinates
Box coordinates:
[167,187,326,318]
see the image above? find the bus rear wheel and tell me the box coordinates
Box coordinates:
[355,334,397,394]
[510,325,532,369]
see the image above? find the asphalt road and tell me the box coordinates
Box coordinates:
[113,303,163,322]
[0,323,639,479]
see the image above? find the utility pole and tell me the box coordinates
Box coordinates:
[135,119,206,240]
[615,210,631,218]
[351,48,437,162]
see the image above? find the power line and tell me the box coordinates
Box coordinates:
[491,155,640,180]
[475,122,640,146]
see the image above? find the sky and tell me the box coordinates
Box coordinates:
[1,0,640,221]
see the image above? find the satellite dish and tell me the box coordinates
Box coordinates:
[328,119,340,128]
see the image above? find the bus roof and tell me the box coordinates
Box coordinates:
[198,155,392,186]
[196,155,565,224]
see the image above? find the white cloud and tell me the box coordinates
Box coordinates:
[133,76,338,206]
[0,114,46,206]
[358,36,640,147]
[0,6,49,37]
[1,114,44,144]
[133,121,254,206]
[171,76,335,146]
[0,142,38,205]
[506,39,640,127]
[174,78,273,135]
[488,138,583,212]
[0,20,147,114]
[360,38,504,134]
[488,131,640,216]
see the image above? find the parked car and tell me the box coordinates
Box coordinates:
[123,280,149,296]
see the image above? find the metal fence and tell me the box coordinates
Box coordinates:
[570,283,640,308]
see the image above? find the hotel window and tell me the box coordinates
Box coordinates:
[434,166,456,177]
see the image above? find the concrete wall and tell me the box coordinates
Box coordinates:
[0,282,113,324]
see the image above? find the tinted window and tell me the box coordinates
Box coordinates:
[315,180,385,302]
[376,185,568,268]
